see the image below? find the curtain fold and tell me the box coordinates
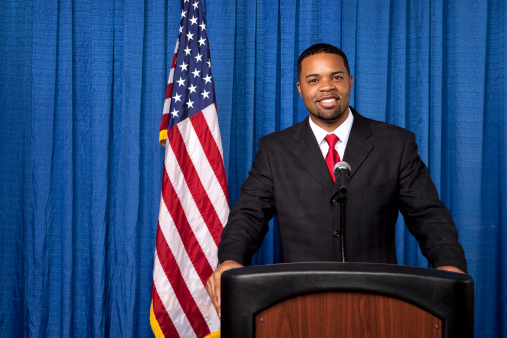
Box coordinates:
[1,0,505,336]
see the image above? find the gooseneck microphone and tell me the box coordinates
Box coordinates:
[332,161,351,262]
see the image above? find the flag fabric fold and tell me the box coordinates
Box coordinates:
[151,0,229,336]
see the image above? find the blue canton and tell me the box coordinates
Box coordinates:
[169,0,215,130]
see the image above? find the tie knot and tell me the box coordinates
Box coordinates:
[325,134,339,148]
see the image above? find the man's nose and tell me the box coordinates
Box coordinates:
[319,78,335,91]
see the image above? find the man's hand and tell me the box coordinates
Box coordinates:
[436,265,466,274]
[205,260,243,318]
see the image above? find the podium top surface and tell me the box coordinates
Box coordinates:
[223,261,472,281]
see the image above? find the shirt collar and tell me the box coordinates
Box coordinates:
[308,107,354,147]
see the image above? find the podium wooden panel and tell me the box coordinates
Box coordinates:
[255,292,441,337]
[220,262,474,338]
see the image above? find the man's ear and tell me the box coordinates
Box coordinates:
[296,82,302,97]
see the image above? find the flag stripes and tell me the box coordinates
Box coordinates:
[159,43,178,145]
[151,283,179,337]
[152,0,228,335]
[190,106,229,204]
[169,125,223,247]
[154,230,209,336]
[160,166,214,284]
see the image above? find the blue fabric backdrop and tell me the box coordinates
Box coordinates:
[1,0,505,336]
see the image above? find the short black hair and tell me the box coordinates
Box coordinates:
[297,43,350,80]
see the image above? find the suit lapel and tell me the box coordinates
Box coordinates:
[292,117,334,192]
[342,109,374,180]
[290,110,374,192]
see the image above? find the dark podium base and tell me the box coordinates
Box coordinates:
[221,262,474,337]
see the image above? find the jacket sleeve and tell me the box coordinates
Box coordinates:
[217,137,276,265]
[397,132,467,273]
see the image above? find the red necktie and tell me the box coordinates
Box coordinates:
[324,134,340,182]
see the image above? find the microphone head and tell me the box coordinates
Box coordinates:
[333,161,351,174]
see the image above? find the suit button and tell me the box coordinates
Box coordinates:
[333,230,340,238]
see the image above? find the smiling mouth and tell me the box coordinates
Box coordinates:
[317,97,338,108]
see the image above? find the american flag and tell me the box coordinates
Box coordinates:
[150,0,229,337]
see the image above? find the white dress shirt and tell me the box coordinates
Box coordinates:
[308,107,354,161]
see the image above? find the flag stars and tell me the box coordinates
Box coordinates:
[192,69,201,78]
[179,62,188,71]
[176,77,185,87]
[201,89,210,99]
[203,74,212,84]
[173,93,182,102]
[168,5,215,117]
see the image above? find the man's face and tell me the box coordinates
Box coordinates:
[296,53,353,130]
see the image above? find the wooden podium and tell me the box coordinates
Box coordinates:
[220,262,474,337]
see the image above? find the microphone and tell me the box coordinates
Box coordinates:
[333,161,351,195]
[332,161,351,263]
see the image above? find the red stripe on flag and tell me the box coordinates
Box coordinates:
[152,281,179,337]
[168,126,223,246]
[156,222,210,337]
[161,169,214,284]
[171,52,177,69]
[165,82,173,100]
[159,114,169,133]
[190,112,230,206]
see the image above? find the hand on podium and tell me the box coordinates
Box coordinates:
[206,260,243,318]
[436,265,466,274]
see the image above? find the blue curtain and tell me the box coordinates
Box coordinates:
[1,0,505,337]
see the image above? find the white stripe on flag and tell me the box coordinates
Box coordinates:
[202,104,225,159]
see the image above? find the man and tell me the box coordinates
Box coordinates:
[206,43,467,316]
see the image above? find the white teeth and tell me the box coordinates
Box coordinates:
[320,98,336,103]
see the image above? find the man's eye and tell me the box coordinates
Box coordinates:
[334,76,343,80]
[309,79,317,83]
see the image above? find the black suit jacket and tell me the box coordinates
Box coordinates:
[218,109,467,272]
